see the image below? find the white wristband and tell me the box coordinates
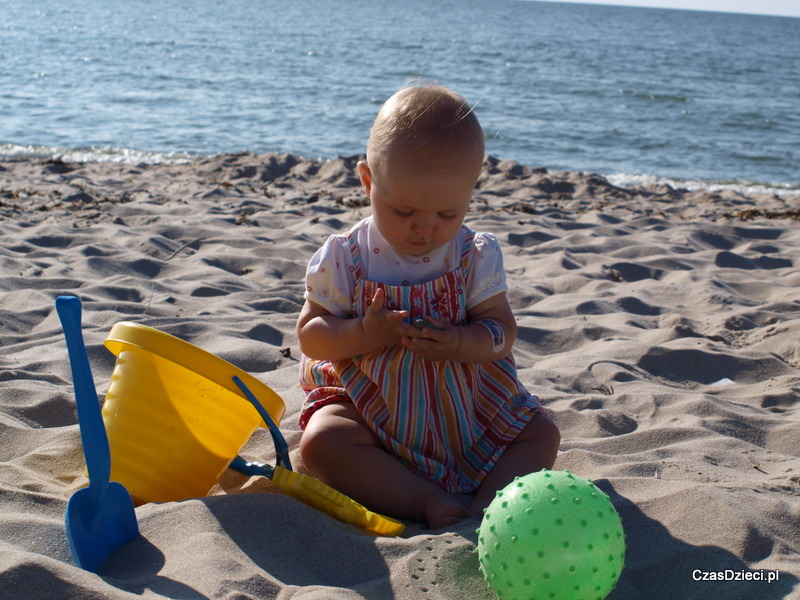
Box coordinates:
[477,319,505,353]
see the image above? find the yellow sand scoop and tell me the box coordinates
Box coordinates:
[230,376,405,537]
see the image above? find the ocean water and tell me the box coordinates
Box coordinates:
[2,0,798,192]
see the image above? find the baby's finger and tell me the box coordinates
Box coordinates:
[367,288,385,313]
[416,327,448,343]
[404,335,448,358]
[386,309,410,324]
[427,316,451,330]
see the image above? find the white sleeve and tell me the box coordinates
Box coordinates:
[303,235,355,318]
[466,232,509,309]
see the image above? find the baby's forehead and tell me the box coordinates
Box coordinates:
[382,137,482,171]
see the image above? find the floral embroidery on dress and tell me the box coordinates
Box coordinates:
[430,292,449,317]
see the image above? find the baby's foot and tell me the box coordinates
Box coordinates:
[469,497,491,519]
[425,495,472,530]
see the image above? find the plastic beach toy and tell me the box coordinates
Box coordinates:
[230,376,406,537]
[477,470,625,600]
[102,321,286,504]
[101,320,404,536]
[57,297,139,572]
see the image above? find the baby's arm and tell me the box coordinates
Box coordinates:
[402,292,517,363]
[297,288,415,361]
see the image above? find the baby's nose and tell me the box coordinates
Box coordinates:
[413,214,435,232]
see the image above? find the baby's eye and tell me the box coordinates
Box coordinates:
[439,213,458,220]
[394,209,414,217]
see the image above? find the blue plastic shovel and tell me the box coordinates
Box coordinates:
[56,296,139,572]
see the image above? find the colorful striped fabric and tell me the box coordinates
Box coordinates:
[299,227,543,493]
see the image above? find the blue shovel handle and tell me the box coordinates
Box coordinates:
[56,296,110,506]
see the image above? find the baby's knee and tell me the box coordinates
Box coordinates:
[521,413,560,468]
[536,414,561,450]
[298,404,377,468]
[298,419,337,468]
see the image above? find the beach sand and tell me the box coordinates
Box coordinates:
[1,152,798,599]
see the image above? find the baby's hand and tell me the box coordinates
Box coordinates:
[402,317,460,361]
[361,288,413,348]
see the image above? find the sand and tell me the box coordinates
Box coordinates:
[1,152,798,599]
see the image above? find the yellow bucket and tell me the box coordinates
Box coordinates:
[102,322,285,504]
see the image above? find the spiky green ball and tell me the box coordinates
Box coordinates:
[477,470,625,600]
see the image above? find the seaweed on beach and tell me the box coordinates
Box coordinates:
[726,208,800,221]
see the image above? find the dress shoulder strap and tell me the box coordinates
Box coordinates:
[459,226,476,276]
[344,231,363,281]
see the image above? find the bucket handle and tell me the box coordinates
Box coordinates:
[230,375,292,477]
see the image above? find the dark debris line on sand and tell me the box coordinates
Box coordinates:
[1,153,798,226]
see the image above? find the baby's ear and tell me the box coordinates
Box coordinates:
[357,161,373,198]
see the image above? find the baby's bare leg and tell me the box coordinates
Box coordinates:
[471,413,561,515]
[299,402,470,529]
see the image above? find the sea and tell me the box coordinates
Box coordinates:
[2,0,799,194]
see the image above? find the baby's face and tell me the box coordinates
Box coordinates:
[359,155,478,257]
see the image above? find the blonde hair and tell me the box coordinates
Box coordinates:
[366,84,485,171]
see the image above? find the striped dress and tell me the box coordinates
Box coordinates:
[299,227,544,494]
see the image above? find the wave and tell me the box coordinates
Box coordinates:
[607,172,800,197]
[0,144,196,165]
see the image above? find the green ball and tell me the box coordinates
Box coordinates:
[477,470,625,600]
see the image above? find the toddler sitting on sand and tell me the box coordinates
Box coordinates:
[296,84,560,529]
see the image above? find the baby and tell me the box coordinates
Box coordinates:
[296,84,560,529]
